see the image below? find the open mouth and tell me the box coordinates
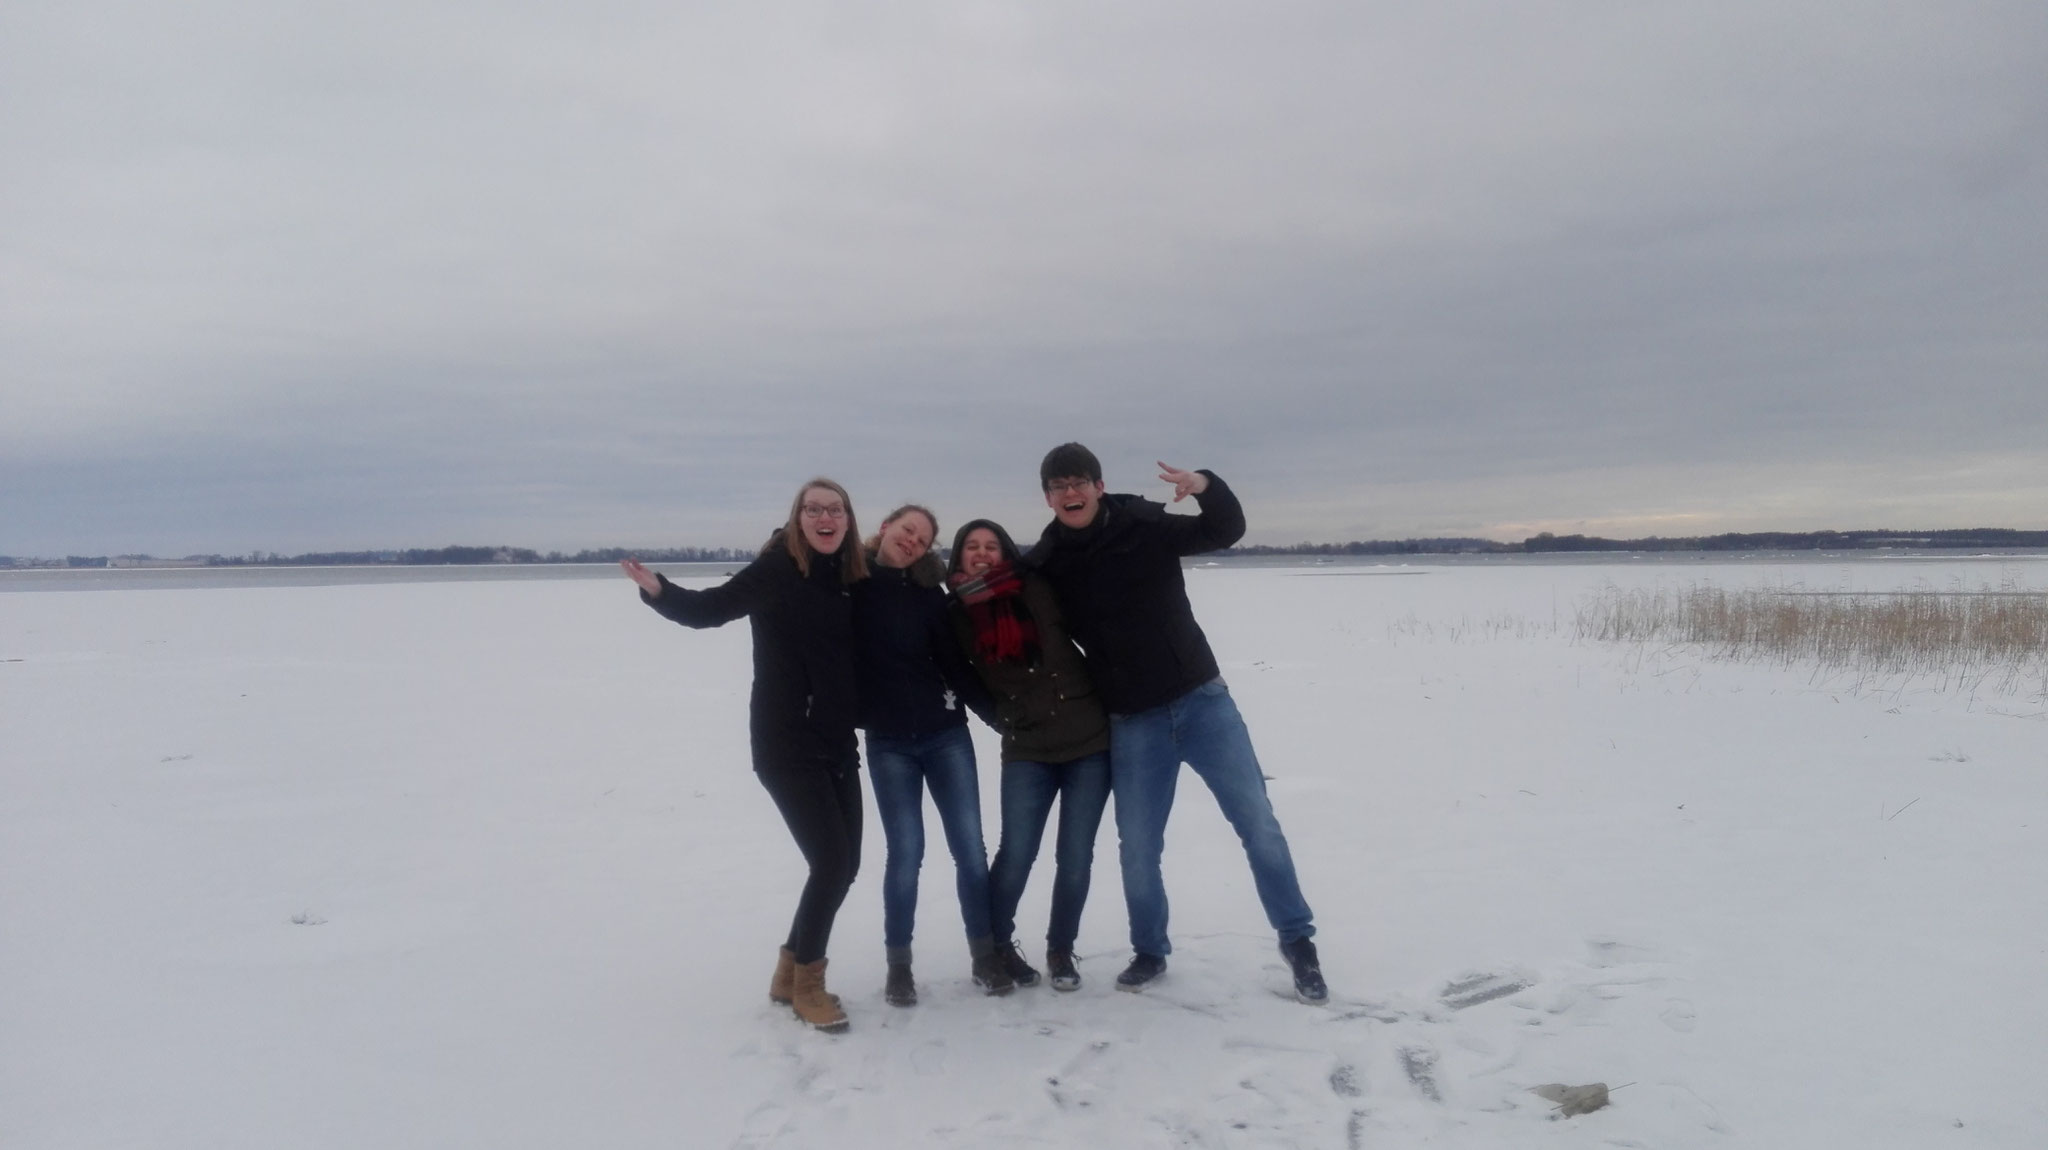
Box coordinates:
[1062,501,1086,514]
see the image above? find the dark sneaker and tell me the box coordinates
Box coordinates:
[1115,952,1167,992]
[1280,936,1328,1004]
[995,941,1041,988]
[971,951,1016,995]
[885,962,917,1007]
[1046,948,1081,992]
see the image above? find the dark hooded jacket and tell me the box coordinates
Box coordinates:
[852,549,996,738]
[641,532,858,772]
[945,519,1109,765]
[1022,470,1245,715]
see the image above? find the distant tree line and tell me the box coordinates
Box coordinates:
[1228,528,2048,556]
[1226,538,1507,556]
[201,545,753,567]
[14,528,2048,570]
[10,546,753,569]
[1517,528,2048,552]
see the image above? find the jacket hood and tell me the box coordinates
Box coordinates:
[946,518,1023,578]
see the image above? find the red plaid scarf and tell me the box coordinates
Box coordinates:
[949,561,1041,665]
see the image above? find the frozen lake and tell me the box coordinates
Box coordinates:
[3,558,2044,1148]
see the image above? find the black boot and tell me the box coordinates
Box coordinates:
[1046,948,1081,992]
[971,951,1016,995]
[1115,952,1167,992]
[1279,936,1327,1004]
[885,962,917,1007]
[995,941,1041,988]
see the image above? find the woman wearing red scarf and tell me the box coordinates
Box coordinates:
[946,519,1111,992]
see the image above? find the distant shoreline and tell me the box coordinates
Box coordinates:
[10,527,2048,570]
[8,549,2048,596]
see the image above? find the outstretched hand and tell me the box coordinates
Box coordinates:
[1156,461,1209,502]
[620,558,662,595]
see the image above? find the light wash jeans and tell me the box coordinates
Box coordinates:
[1109,679,1314,956]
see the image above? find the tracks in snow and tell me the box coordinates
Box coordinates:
[716,932,1724,1148]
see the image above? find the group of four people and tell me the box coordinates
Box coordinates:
[620,443,1326,1033]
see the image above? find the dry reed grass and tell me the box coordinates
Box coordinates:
[1576,584,2048,695]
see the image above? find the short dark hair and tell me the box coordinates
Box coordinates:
[1039,442,1102,489]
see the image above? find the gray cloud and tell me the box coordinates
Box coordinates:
[4,1,2044,556]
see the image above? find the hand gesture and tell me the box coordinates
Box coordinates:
[620,558,662,595]
[1156,461,1209,502]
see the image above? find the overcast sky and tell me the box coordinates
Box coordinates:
[4,1,2044,556]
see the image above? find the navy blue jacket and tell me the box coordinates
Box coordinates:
[852,553,996,739]
[1023,471,1245,715]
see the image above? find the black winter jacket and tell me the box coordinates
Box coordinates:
[852,553,995,739]
[641,539,858,771]
[1023,471,1245,715]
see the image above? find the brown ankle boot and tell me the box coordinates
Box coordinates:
[773,947,840,1008]
[790,958,849,1033]
[770,947,796,1004]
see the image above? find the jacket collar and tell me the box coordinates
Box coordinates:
[1027,492,1166,565]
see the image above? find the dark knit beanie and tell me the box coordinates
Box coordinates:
[1039,443,1103,489]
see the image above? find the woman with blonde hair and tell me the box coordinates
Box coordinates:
[853,504,1006,1005]
[621,477,868,1033]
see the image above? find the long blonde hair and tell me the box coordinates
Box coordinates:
[767,477,868,583]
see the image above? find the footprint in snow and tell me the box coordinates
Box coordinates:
[1398,1045,1442,1103]
[1661,998,1698,1032]
[1045,1040,1113,1112]
[1440,970,1535,1010]
[1585,936,1673,968]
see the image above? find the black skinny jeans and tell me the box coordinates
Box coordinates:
[755,756,863,964]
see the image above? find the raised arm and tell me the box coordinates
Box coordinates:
[1155,462,1246,556]
[625,554,771,629]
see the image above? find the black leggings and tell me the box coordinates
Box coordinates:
[756,758,864,964]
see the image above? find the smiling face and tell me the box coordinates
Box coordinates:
[1044,476,1105,530]
[797,486,848,554]
[875,509,936,568]
[958,527,1004,575]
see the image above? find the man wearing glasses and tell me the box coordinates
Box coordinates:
[1023,443,1326,1003]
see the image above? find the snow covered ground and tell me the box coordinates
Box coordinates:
[4,558,2045,1149]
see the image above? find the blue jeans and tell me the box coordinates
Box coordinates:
[866,724,993,950]
[988,751,1112,952]
[1110,678,1315,957]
